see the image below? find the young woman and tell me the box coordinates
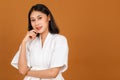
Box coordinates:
[11,4,69,80]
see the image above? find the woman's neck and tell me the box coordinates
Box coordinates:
[40,30,49,47]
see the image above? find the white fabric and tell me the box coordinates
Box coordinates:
[11,33,68,80]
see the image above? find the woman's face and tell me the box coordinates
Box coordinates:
[30,10,50,34]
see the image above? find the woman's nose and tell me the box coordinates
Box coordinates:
[35,20,39,26]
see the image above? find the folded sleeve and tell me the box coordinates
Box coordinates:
[11,42,31,69]
[50,35,69,72]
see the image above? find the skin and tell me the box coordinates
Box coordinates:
[18,11,61,78]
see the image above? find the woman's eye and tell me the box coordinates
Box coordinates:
[38,17,42,20]
[31,19,35,22]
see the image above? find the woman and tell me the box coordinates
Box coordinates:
[11,4,69,80]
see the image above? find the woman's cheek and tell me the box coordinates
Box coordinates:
[31,23,35,28]
[31,22,34,26]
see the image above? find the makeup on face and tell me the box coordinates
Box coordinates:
[30,11,49,34]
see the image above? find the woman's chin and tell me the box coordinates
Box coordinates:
[37,31,43,34]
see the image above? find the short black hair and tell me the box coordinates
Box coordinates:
[28,4,59,36]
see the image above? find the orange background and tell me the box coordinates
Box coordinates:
[0,0,120,80]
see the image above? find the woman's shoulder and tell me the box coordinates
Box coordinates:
[52,33,67,42]
[51,34,68,48]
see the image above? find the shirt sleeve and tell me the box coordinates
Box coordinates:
[11,42,31,69]
[50,35,69,72]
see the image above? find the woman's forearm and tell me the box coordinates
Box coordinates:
[18,40,29,75]
[18,31,38,75]
[27,67,61,78]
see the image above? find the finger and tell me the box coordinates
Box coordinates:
[31,36,36,40]
[33,30,37,34]
[31,30,37,34]
[29,31,36,36]
[28,34,32,39]
[29,33,36,39]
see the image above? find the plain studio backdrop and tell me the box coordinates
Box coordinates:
[0,0,120,80]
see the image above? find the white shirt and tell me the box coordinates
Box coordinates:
[11,33,69,80]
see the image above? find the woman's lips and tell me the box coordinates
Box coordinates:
[36,26,42,30]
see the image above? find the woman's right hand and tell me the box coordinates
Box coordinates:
[23,30,38,43]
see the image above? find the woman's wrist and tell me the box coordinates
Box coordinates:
[22,37,28,44]
[25,67,31,76]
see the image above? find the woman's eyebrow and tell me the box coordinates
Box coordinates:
[30,17,35,19]
[37,15,42,17]
[30,15,42,19]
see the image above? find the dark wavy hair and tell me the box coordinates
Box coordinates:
[28,4,59,36]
